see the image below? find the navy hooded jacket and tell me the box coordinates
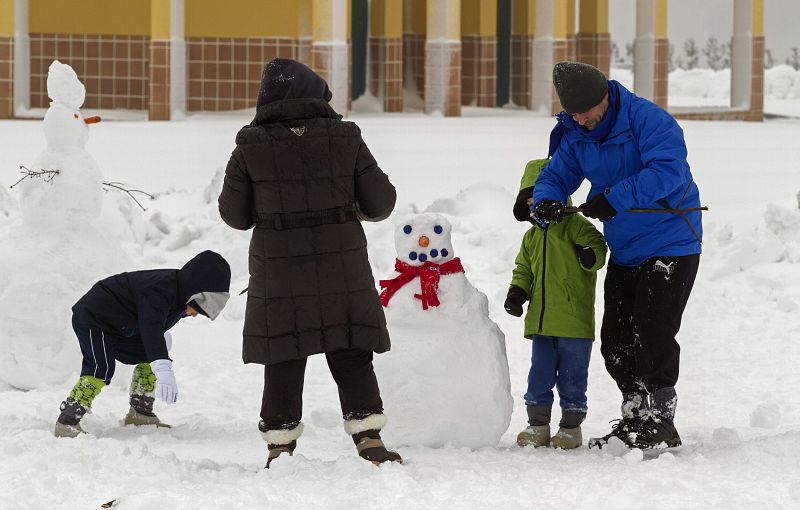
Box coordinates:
[72,251,231,362]
[533,81,702,267]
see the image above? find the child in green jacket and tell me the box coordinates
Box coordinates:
[505,159,607,449]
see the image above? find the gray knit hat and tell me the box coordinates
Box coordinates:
[552,61,608,114]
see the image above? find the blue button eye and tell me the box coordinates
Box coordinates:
[403,225,412,234]
[441,248,449,257]
[430,249,439,258]
[418,254,428,262]
[433,225,443,234]
[408,251,417,260]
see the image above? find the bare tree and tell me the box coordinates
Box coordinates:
[787,47,800,71]
[682,38,699,70]
[765,49,775,69]
[702,37,726,71]
[668,43,676,72]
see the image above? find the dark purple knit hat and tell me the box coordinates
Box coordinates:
[256,58,333,108]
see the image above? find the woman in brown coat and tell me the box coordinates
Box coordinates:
[218,58,400,467]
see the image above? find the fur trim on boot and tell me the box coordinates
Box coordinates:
[343,413,387,435]
[260,422,304,445]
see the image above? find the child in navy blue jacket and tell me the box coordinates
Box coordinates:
[54,250,231,438]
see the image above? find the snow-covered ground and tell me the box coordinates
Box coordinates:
[1,102,800,509]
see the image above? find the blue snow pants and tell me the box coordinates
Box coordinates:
[524,335,593,412]
[73,315,148,385]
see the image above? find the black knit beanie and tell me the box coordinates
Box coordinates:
[256,58,333,108]
[552,61,608,114]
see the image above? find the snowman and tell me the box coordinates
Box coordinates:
[0,61,133,390]
[373,213,513,449]
[17,60,104,226]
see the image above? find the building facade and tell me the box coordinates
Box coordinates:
[0,0,765,121]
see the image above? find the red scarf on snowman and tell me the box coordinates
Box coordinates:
[379,257,465,310]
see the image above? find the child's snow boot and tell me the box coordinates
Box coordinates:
[124,364,170,427]
[517,404,551,447]
[54,398,88,438]
[260,421,303,469]
[345,413,402,465]
[54,375,104,438]
[550,411,585,449]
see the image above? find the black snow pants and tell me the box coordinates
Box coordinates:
[259,349,384,430]
[600,254,699,394]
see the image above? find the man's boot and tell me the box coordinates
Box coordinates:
[345,413,402,465]
[635,387,681,449]
[588,392,647,449]
[260,421,303,468]
[125,363,170,427]
[54,375,104,438]
[517,405,551,447]
[551,410,585,449]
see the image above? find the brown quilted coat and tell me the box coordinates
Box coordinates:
[218,98,396,365]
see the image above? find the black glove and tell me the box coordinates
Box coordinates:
[513,186,535,223]
[574,244,596,269]
[533,199,566,224]
[580,193,617,221]
[504,286,529,317]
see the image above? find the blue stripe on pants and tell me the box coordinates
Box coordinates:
[524,335,593,412]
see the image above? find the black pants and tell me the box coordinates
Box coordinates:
[260,349,384,430]
[600,254,699,394]
[73,315,147,385]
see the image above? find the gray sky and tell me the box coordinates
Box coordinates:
[608,0,799,65]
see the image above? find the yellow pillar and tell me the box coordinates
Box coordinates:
[425,0,461,116]
[532,0,570,115]
[634,0,668,109]
[311,0,349,114]
[511,0,535,108]
[1,0,14,118]
[461,0,497,107]
[148,0,171,120]
[732,0,764,121]
[369,0,403,111]
[575,0,609,76]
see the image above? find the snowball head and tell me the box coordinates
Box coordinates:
[47,60,86,109]
[394,213,454,266]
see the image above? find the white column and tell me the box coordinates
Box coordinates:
[633,0,655,101]
[169,0,186,117]
[731,0,753,109]
[312,0,348,115]
[424,0,460,115]
[531,0,554,114]
[13,0,29,114]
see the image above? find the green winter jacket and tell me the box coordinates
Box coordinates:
[510,159,607,339]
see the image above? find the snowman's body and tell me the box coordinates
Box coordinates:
[374,214,512,449]
[18,61,103,225]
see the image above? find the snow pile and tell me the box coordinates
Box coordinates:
[374,214,513,449]
[765,65,800,100]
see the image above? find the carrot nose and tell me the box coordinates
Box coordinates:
[84,116,101,124]
[418,236,430,247]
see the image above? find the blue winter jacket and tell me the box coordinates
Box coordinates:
[533,81,702,267]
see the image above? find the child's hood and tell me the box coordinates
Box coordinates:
[521,159,573,207]
[177,251,231,318]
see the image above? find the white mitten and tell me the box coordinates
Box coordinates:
[150,359,178,405]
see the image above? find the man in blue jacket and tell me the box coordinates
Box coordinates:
[532,62,702,450]
[54,250,231,438]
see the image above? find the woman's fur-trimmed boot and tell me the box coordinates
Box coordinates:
[344,414,402,465]
[260,421,303,468]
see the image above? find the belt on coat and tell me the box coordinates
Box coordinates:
[255,206,358,230]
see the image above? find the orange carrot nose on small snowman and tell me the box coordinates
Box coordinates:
[84,116,101,124]
[418,236,430,248]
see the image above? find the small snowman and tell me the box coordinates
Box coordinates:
[17,60,103,226]
[374,213,513,449]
